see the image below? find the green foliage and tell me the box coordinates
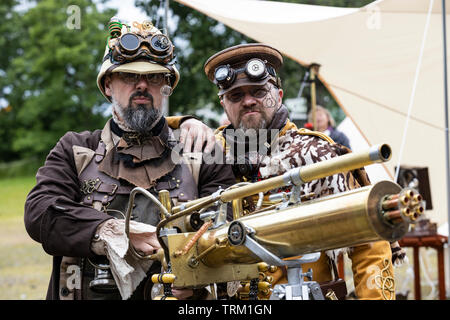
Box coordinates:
[0,158,42,179]
[0,0,116,162]
[0,0,22,161]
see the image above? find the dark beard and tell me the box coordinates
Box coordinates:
[122,91,160,134]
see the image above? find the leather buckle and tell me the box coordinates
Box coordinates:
[109,184,118,195]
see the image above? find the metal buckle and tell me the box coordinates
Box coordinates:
[109,184,118,195]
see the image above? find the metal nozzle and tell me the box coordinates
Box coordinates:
[369,144,392,162]
[410,194,423,206]
[382,188,425,224]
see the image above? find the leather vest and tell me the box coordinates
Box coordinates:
[59,125,198,300]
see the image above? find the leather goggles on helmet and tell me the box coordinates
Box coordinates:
[213,58,277,90]
[109,32,174,65]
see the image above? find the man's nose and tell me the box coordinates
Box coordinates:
[135,76,149,92]
[242,92,258,107]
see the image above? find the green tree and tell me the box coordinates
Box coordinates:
[0,0,23,161]
[0,0,116,162]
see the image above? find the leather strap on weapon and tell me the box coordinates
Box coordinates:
[319,256,347,300]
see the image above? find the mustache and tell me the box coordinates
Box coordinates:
[240,106,262,116]
[129,91,154,105]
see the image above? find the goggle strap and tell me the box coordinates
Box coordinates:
[103,52,112,63]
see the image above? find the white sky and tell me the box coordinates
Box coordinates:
[99,0,178,33]
[99,0,150,23]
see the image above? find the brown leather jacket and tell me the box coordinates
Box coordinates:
[24,117,235,299]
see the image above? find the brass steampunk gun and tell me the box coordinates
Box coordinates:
[124,144,425,299]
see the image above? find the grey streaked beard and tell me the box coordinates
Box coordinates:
[111,96,160,134]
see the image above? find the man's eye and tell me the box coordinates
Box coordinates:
[252,89,268,98]
[121,73,137,82]
[229,92,244,101]
[146,74,163,85]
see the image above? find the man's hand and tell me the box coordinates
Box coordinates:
[172,287,194,299]
[129,231,161,256]
[179,118,216,153]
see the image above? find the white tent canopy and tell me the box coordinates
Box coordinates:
[176,0,450,227]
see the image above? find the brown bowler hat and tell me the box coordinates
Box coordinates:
[204,43,283,95]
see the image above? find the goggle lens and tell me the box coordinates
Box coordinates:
[151,34,170,53]
[246,59,266,79]
[214,58,276,90]
[109,33,174,65]
[120,33,140,52]
[215,66,231,82]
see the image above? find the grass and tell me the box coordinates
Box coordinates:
[0,175,52,300]
[0,176,36,219]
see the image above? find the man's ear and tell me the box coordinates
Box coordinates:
[104,75,112,97]
[219,96,225,108]
[278,88,284,103]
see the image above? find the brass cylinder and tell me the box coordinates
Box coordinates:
[415,205,424,215]
[298,144,391,183]
[151,273,176,284]
[220,144,391,203]
[159,190,172,219]
[399,195,410,206]
[153,296,178,300]
[410,194,423,207]
[382,198,399,210]
[197,180,408,267]
[232,198,244,221]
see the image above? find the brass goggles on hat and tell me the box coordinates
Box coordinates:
[214,58,277,90]
[109,32,174,65]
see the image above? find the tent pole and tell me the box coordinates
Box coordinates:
[309,64,320,131]
[442,0,450,295]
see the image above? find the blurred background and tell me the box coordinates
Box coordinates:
[0,0,447,300]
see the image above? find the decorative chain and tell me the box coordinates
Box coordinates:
[248,278,259,300]
[80,179,98,195]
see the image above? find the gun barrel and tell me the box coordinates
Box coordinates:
[220,144,391,202]
[198,180,407,267]
[167,179,423,287]
[298,143,391,182]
